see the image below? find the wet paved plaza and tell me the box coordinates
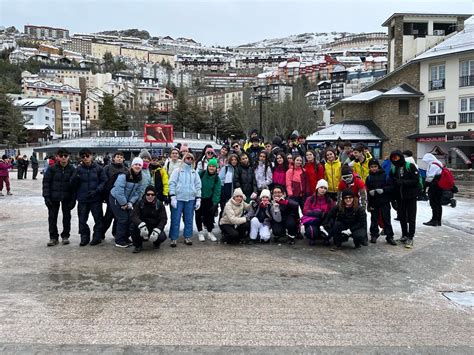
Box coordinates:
[0,173,473,353]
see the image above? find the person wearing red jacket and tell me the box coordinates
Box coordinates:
[304,150,325,193]
[337,165,367,209]
[272,152,288,188]
[0,155,13,196]
[285,155,309,211]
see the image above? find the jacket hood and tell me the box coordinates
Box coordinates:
[422,153,441,165]
[389,150,406,166]
[368,158,381,169]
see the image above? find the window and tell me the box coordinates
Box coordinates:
[459,97,474,124]
[399,100,409,115]
[459,59,474,87]
[430,64,445,90]
[428,100,445,126]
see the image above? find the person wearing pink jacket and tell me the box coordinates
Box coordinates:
[0,154,13,196]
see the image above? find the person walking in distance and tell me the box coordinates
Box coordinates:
[42,148,76,246]
[30,152,39,180]
[0,155,13,196]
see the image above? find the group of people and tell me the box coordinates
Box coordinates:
[40,131,455,253]
[0,153,39,197]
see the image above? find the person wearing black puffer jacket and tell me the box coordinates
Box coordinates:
[70,148,107,246]
[130,185,167,253]
[365,159,395,245]
[389,150,420,249]
[326,189,368,250]
[233,152,257,203]
[42,148,76,247]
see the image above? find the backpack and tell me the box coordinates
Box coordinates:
[432,162,455,190]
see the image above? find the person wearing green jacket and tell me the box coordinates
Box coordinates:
[195,158,222,242]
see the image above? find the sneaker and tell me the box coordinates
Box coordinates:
[47,239,59,247]
[386,237,397,246]
[115,241,130,248]
[90,239,102,246]
[330,245,341,252]
[132,246,143,254]
[398,236,408,244]
[170,240,177,248]
[207,231,217,242]
[0,192,4,196]
[7,191,12,195]
[184,238,193,246]
[79,239,90,246]
[370,235,378,244]
[198,232,205,242]
[62,238,70,245]
[405,239,414,249]
[450,199,456,208]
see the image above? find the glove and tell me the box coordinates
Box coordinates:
[150,228,161,240]
[44,198,53,208]
[126,202,133,210]
[250,192,257,200]
[250,200,257,208]
[121,204,128,210]
[320,226,329,239]
[163,196,170,206]
[170,196,177,209]
[245,214,252,222]
[376,189,384,194]
[86,190,97,199]
[138,222,149,239]
[195,198,201,210]
[368,190,376,196]
[342,228,352,235]
[67,200,76,210]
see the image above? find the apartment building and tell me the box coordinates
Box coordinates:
[200,73,257,89]
[325,32,388,51]
[38,68,112,89]
[254,83,293,103]
[176,56,230,71]
[22,78,82,114]
[24,25,69,40]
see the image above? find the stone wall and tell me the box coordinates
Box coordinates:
[392,17,404,70]
[372,98,418,158]
[333,105,372,123]
[370,63,420,91]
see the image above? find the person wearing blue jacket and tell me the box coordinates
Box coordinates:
[110,157,147,248]
[168,152,202,247]
[70,148,107,246]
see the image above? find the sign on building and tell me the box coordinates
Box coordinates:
[144,124,174,143]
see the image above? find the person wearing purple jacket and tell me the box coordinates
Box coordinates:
[0,155,13,196]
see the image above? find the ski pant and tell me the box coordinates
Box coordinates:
[220,222,249,244]
[370,203,393,239]
[330,221,367,247]
[250,217,271,241]
[0,176,10,192]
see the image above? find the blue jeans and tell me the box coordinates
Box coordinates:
[109,195,133,244]
[77,201,103,242]
[170,200,195,240]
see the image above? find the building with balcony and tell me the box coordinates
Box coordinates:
[24,25,69,40]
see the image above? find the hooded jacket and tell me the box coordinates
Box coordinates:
[42,162,76,202]
[149,163,169,201]
[169,162,202,202]
[422,153,443,183]
[324,158,342,193]
[286,166,309,197]
[389,150,420,200]
[233,163,257,200]
[131,189,167,231]
[70,162,107,203]
[0,159,12,177]
[365,159,393,208]
[304,161,325,193]
[200,169,222,205]
[254,161,272,190]
[110,170,146,206]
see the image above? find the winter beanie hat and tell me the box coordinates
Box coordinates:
[342,189,354,199]
[232,188,246,201]
[316,179,329,190]
[259,189,271,199]
[139,149,151,160]
[145,185,156,195]
[341,165,352,176]
[208,158,218,168]
[131,157,143,167]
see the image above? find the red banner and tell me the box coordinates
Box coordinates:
[144,124,174,143]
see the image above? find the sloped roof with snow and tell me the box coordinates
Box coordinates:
[411,24,474,62]
[307,120,387,141]
[339,90,385,103]
[14,98,53,108]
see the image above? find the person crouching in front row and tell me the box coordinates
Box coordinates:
[326,189,368,250]
[219,188,252,244]
[270,185,300,245]
[130,185,167,253]
[249,189,272,243]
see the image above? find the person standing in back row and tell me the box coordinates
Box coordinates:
[30,153,39,180]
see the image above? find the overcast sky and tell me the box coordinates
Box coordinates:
[1,0,473,46]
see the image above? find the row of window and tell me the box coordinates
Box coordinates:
[428,97,474,125]
[429,59,474,90]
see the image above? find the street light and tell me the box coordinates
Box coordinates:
[254,89,271,136]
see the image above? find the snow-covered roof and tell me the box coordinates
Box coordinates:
[14,98,53,107]
[286,61,301,68]
[381,84,423,97]
[339,90,384,103]
[412,24,474,62]
[307,121,384,141]
[24,124,53,131]
[305,91,318,97]
[317,80,331,86]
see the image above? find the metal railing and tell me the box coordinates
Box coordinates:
[459,112,474,124]
[429,79,445,91]
[459,75,474,87]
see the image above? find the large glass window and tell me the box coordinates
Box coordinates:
[429,64,446,90]
[459,59,474,87]
[459,97,474,124]
[428,100,445,126]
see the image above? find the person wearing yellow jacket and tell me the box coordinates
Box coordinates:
[349,144,372,182]
[324,148,341,201]
[149,154,169,204]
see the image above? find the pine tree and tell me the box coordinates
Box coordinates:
[170,89,188,131]
[99,94,127,130]
[0,92,28,145]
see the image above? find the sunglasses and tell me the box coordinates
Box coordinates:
[206,151,214,155]
[146,193,155,196]
[58,154,69,158]
[343,196,354,199]
[232,145,239,148]
[81,154,91,158]
[185,156,194,161]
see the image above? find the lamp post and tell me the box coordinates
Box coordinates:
[254,88,271,137]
